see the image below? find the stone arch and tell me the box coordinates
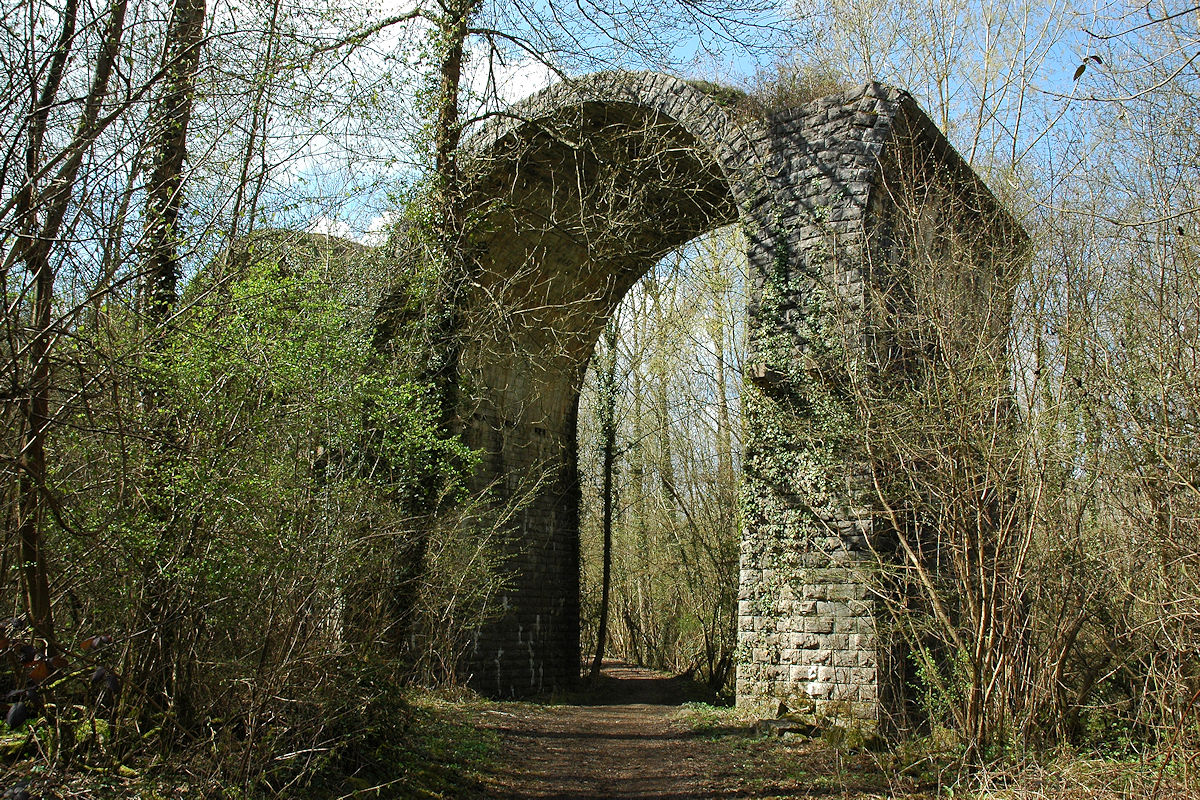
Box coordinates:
[451,72,1023,727]
[455,72,772,696]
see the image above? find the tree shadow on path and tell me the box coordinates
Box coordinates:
[571,661,724,707]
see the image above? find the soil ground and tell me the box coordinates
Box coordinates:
[469,662,918,800]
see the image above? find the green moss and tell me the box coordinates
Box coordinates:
[684,79,749,110]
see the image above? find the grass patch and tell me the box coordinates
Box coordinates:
[318,688,500,800]
[676,701,754,736]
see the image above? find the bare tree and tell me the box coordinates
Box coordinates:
[8,0,130,644]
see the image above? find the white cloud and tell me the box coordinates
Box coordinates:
[308,216,356,239]
[465,44,560,109]
[362,210,400,245]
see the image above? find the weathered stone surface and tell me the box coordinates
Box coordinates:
[447,71,1021,728]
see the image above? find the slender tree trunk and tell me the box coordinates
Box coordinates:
[137,0,206,728]
[143,0,206,328]
[713,313,732,490]
[628,295,647,665]
[590,320,619,681]
[228,0,280,241]
[14,0,127,643]
[374,0,479,663]
[12,0,79,642]
[428,0,477,432]
[645,276,675,501]
[19,250,55,640]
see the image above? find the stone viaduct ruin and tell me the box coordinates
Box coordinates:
[451,71,1022,728]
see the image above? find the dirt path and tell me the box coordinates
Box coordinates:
[474,663,737,799]
[471,663,898,800]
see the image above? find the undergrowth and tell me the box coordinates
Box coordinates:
[0,686,498,800]
[674,701,1200,799]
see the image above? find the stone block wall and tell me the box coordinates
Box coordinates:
[736,84,897,725]
[460,385,582,697]
[735,83,1022,728]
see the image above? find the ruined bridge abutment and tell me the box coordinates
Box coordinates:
[454,72,1020,728]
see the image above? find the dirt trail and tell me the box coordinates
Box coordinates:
[470,662,893,800]
[473,663,742,799]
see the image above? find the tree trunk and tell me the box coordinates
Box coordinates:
[143,0,207,327]
[713,309,733,490]
[428,0,477,433]
[11,0,79,643]
[590,320,619,681]
[372,0,479,664]
[14,0,128,643]
[137,0,207,729]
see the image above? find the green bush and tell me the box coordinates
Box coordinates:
[23,232,489,795]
